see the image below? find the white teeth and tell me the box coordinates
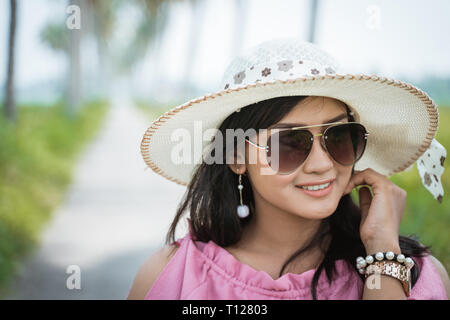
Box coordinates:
[300,182,330,191]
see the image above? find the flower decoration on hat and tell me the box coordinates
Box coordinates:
[233,71,246,84]
[261,67,271,77]
[277,60,293,72]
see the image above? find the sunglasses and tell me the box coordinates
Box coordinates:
[245,121,369,174]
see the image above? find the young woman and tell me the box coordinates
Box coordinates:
[128,38,449,300]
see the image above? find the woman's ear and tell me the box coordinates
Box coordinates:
[228,163,247,175]
[226,145,247,175]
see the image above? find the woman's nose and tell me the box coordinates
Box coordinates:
[302,133,334,172]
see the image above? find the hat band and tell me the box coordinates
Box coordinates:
[221,58,337,91]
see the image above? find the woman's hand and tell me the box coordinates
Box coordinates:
[343,168,407,255]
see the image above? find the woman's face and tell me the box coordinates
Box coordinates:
[244,96,353,220]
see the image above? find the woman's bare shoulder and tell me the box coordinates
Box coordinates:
[428,255,450,299]
[126,243,180,300]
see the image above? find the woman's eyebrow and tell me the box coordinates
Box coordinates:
[270,113,348,129]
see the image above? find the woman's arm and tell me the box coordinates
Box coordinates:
[361,244,450,300]
[127,244,179,300]
[344,169,409,300]
[361,241,407,300]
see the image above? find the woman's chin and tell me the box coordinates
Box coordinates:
[292,201,338,219]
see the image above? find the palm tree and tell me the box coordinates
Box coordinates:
[40,0,179,110]
[87,0,119,97]
[109,0,181,107]
[40,0,116,116]
[117,0,175,72]
[41,1,81,118]
[3,0,18,122]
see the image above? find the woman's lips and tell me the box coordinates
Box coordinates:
[296,178,335,187]
[296,181,334,198]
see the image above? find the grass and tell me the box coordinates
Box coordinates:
[0,100,109,294]
[138,101,450,272]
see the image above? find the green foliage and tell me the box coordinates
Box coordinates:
[0,101,109,293]
[134,98,182,120]
[40,22,69,53]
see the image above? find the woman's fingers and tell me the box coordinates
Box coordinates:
[345,168,406,250]
[343,169,387,195]
[358,186,373,218]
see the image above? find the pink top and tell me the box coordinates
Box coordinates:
[137,231,447,300]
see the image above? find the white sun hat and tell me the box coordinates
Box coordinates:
[140,37,446,203]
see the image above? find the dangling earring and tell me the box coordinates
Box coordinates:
[237,173,250,218]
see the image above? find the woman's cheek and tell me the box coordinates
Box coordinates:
[258,176,286,199]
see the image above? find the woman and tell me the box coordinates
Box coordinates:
[128,38,449,300]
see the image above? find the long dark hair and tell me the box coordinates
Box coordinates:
[166,95,431,299]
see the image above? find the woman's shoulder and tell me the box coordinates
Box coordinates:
[427,255,450,299]
[126,243,181,300]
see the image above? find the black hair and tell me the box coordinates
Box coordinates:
[166,95,431,299]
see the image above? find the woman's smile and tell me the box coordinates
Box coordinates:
[296,180,334,197]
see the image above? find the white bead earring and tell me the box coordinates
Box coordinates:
[237,173,250,218]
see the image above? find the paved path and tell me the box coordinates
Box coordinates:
[2,98,187,299]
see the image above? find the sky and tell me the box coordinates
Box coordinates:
[146,0,450,91]
[0,0,66,87]
[1,0,450,102]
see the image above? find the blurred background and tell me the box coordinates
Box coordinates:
[0,0,448,299]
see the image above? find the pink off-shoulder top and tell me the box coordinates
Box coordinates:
[130,230,447,300]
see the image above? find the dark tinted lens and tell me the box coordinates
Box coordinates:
[267,130,312,173]
[325,123,367,165]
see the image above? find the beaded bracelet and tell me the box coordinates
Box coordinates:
[355,251,415,275]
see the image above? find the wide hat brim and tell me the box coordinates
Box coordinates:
[141,73,438,186]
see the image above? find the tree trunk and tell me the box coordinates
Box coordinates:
[67,0,82,118]
[4,0,18,122]
[308,0,319,43]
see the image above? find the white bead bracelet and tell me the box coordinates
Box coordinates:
[356,251,415,274]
